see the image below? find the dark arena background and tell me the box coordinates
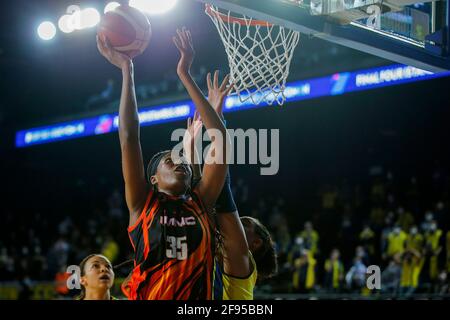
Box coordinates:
[1,0,449,302]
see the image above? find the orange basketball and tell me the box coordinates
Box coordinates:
[98,5,151,59]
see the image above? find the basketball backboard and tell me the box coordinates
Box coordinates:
[198,0,450,72]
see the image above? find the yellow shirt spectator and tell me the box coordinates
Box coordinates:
[102,239,119,264]
[406,231,424,252]
[400,252,424,288]
[299,230,319,256]
[387,229,407,257]
[424,227,443,280]
[324,259,344,289]
[293,251,316,290]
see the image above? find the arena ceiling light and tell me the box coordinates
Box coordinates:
[58,14,75,33]
[57,6,101,33]
[37,21,56,40]
[129,0,178,15]
[104,2,121,13]
[78,8,101,29]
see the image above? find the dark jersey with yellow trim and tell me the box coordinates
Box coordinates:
[124,189,215,300]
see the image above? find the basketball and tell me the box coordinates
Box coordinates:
[98,5,151,59]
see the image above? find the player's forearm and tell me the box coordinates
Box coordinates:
[119,62,140,142]
[192,159,202,181]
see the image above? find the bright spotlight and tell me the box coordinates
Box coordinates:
[58,15,75,33]
[79,8,100,29]
[129,0,178,15]
[104,2,121,13]
[37,21,56,40]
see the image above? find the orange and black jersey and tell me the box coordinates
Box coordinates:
[124,189,216,300]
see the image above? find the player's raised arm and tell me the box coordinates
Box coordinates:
[97,35,148,222]
[207,71,252,278]
[173,27,231,210]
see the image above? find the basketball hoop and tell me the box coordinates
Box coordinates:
[206,4,300,106]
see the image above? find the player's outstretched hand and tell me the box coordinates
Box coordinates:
[97,34,132,70]
[207,71,233,118]
[173,27,195,76]
[183,111,203,165]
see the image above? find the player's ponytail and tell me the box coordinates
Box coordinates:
[241,217,278,281]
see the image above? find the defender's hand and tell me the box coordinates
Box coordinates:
[173,27,195,76]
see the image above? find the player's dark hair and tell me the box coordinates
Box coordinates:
[241,216,278,281]
[146,150,194,192]
[146,150,171,184]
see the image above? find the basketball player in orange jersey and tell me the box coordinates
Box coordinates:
[185,71,278,299]
[96,27,230,300]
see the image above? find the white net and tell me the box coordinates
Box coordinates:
[206,5,300,106]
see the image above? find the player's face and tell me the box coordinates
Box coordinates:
[81,256,114,291]
[155,154,192,194]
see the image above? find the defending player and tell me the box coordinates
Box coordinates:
[185,71,278,299]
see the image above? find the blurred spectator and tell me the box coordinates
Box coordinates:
[292,250,316,294]
[46,237,70,277]
[396,207,415,232]
[406,225,424,252]
[399,249,424,297]
[385,225,407,260]
[421,211,435,233]
[345,254,367,293]
[359,224,376,260]
[323,249,344,292]
[298,221,319,257]
[422,221,444,289]
[355,246,370,266]
[288,236,305,264]
[381,253,402,295]
[369,206,385,230]
[101,236,120,265]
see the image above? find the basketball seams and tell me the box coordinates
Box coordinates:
[114,7,148,40]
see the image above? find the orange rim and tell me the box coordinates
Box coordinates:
[205,4,272,27]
